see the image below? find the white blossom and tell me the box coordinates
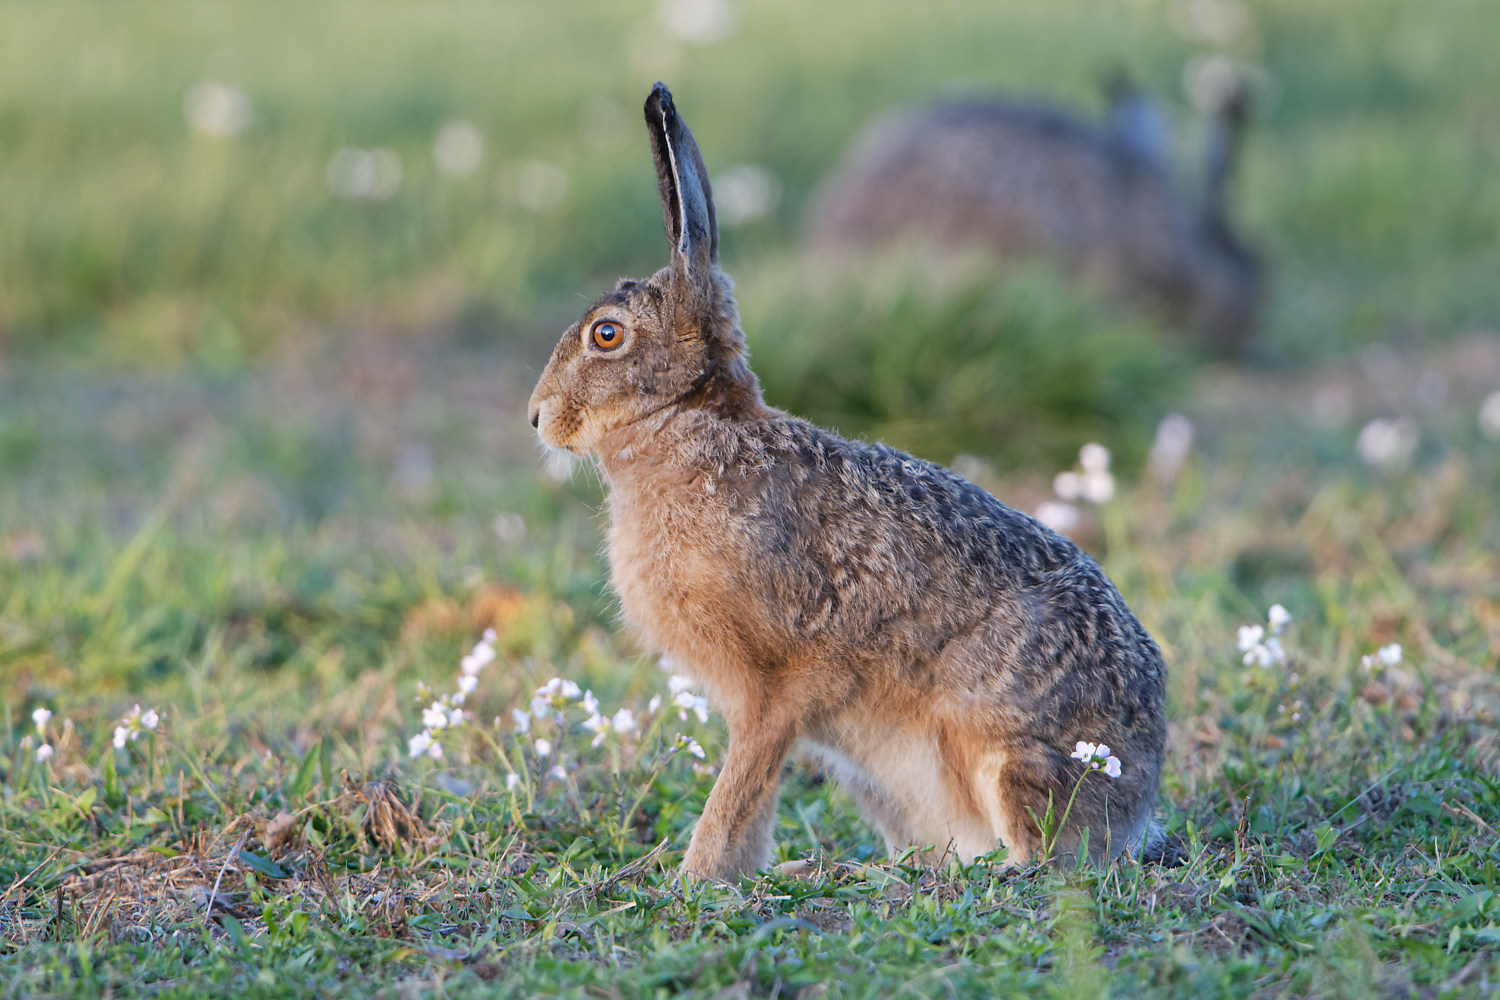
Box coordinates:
[35,744,54,763]
[408,732,435,758]
[1356,417,1418,472]
[432,121,484,176]
[511,708,532,734]
[612,708,637,735]
[1034,501,1081,535]
[183,81,252,137]
[1267,604,1292,632]
[1361,643,1404,671]
[31,707,51,734]
[1069,740,1121,778]
[505,772,522,792]
[533,738,553,758]
[460,642,496,675]
[675,734,706,759]
[1237,624,1265,652]
[457,674,478,695]
[1480,391,1500,441]
[1148,413,1194,482]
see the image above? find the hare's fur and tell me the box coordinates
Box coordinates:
[807,83,1261,355]
[529,84,1167,881]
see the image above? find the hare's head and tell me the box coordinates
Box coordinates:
[528,83,760,456]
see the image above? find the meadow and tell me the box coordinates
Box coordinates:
[2,0,1500,996]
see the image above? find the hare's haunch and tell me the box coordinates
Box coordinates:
[528,83,1167,880]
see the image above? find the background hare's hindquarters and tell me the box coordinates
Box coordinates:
[528,83,1167,881]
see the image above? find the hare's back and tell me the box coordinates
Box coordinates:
[809,101,1172,262]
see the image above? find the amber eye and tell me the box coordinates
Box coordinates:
[590,321,625,351]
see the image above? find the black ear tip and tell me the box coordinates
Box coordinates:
[646,81,676,119]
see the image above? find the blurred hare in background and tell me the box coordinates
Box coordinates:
[808,75,1262,355]
[529,83,1167,882]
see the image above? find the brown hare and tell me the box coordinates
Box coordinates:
[807,77,1261,355]
[528,83,1167,881]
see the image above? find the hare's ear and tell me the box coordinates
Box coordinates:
[644,82,718,280]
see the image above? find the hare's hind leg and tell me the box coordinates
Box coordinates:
[972,751,1054,867]
[681,716,796,881]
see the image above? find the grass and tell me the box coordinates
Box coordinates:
[2,332,1499,996]
[3,0,1500,995]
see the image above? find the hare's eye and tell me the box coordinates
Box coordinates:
[591,321,625,351]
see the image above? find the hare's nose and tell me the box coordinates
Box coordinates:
[528,406,541,429]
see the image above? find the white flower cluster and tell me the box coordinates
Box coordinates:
[408,629,497,760]
[32,707,54,762]
[1036,442,1114,535]
[113,704,161,749]
[1238,603,1292,668]
[664,675,710,722]
[1360,643,1403,672]
[1071,741,1122,779]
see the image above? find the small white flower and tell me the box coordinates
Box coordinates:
[1102,755,1122,779]
[32,707,51,734]
[423,703,450,729]
[426,742,444,760]
[547,764,567,781]
[461,643,496,675]
[408,732,435,758]
[1094,744,1111,760]
[612,708,637,735]
[113,726,129,749]
[35,744,54,763]
[559,680,582,700]
[673,690,710,722]
[1053,471,1083,501]
[183,81,253,138]
[675,734,706,759]
[327,148,403,200]
[512,708,532,734]
[668,675,695,695]
[1079,443,1110,475]
[581,690,600,716]
[1237,624,1265,653]
[140,708,160,731]
[1377,643,1403,666]
[1071,741,1099,762]
[533,738,553,758]
[1149,413,1194,482]
[457,674,478,695]
[582,712,609,747]
[714,163,780,225]
[648,695,662,714]
[1480,390,1500,441]
[432,120,484,177]
[447,707,465,727]
[1034,501,1081,535]
[1356,417,1419,472]
[1267,604,1292,632]
[529,693,553,719]
[505,772,522,792]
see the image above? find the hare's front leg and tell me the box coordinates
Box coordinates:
[680,716,796,881]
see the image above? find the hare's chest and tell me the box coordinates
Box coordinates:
[605,491,741,660]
